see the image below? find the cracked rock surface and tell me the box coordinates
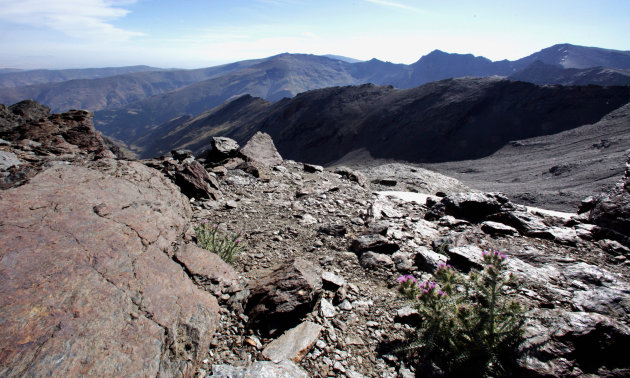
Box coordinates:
[0,159,219,377]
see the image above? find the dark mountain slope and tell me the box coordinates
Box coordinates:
[0,65,164,88]
[422,102,630,211]
[257,79,630,164]
[138,78,630,165]
[0,58,266,112]
[514,43,630,69]
[509,61,630,86]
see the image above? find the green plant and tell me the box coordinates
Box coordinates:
[194,221,242,263]
[397,250,525,376]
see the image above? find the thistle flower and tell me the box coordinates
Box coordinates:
[397,274,417,283]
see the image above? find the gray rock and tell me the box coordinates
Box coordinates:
[442,192,509,222]
[338,299,353,311]
[487,210,550,237]
[239,132,283,167]
[372,178,397,186]
[211,360,309,378]
[0,151,20,170]
[414,246,448,273]
[598,239,630,256]
[246,258,322,336]
[304,163,324,173]
[212,137,240,157]
[351,234,399,254]
[171,148,193,160]
[395,306,422,326]
[446,245,484,272]
[319,298,336,318]
[360,251,394,270]
[481,220,518,236]
[561,262,630,317]
[322,271,345,291]
[413,219,441,240]
[318,224,347,236]
[262,321,322,363]
[392,251,414,272]
[334,166,368,187]
[518,309,630,377]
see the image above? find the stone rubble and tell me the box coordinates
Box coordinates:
[2,102,630,377]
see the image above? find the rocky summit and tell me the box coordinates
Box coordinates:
[1,102,630,377]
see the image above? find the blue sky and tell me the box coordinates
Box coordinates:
[0,0,628,69]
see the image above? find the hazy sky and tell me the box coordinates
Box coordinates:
[0,0,628,69]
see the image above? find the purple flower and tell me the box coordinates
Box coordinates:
[397,274,417,284]
[203,219,209,223]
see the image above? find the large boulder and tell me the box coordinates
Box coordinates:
[174,160,222,200]
[245,258,322,336]
[518,309,630,377]
[0,159,219,376]
[239,132,283,167]
[587,155,630,246]
[441,192,510,222]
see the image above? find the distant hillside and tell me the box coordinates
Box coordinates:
[0,66,165,88]
[514,43,630,69]
[510,61,630,86]
[0,58,266,112]
[133,78,630,165]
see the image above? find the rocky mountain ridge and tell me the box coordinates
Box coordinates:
[123,78,630,161]
[1,102,630,376]
[1,44,628,126]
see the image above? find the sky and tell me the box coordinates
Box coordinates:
[0,0,629,69]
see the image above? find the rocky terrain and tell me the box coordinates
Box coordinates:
[2,101,630,377]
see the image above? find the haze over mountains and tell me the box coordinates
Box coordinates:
[1,43,629,117]
[2,43,630,212]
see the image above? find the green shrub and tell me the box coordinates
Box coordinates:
[194,221,242,263]
[397,250,525,376]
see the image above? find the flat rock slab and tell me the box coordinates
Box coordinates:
[0,159,219,377]
[174,243,241,296]
[262,321,322,363]
[211,360,309,377]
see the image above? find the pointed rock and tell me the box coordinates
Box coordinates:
[239,131,283,167]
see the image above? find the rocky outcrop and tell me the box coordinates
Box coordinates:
[0,100,115,189]
[143,151,222,200]
[0,159,219,376]
[518,309,630,377]
[587,155,630,246]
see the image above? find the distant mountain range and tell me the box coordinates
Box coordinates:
[0,66,166,88]
[1,43,629,160]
